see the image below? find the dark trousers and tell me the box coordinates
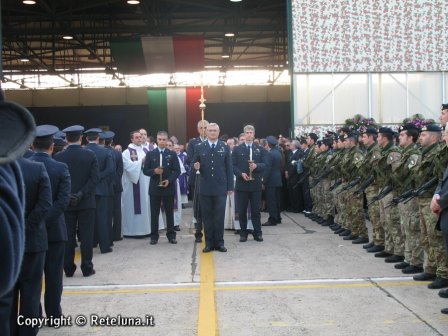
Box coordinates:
[266,186,282,223]
[44,242,65,318]
[0,251,45,336]
[150,195,176,241]
[112,192,122,241]
[191,183,203,238]
[236,190,262,237]
[94,196,111,253]
[287,175,303,212]
[302,174,313,211]
[64,209,95,275]
[200,194,226,248]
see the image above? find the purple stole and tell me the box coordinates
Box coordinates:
[128,147,142,215]
[178,153,189,196]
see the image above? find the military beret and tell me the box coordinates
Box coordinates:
[421,124,441,132]
[35,125,59,138]
[399,123,420,132]
[346,132,358,140]
[308,133,318,141]
[299,137,307,144]
[322,138,333,147]
[441,104,448,111]
[63,125,84,135]
[378,127,394,135]
[84,128,103,136]
[266,135,278,146]
[364,128,378,135]
[316,140,322,146]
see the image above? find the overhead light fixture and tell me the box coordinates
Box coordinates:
[62,35,74,40]
[230,0,242,2]
[127,0,140,4]
[221,55,230,59]
[23,0,36,4]
[224,33,235,37]
[20,57,30,62]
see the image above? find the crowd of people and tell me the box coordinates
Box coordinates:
[3,104,448,334]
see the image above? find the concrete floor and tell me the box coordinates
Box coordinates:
[39,209,448,336]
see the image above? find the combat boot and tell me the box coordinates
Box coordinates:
[339,229,351,237]
[428,277,448,289]
[363,241,374,249]
[374,251,392,258]
[343,234,358,241]
[394,262,409,269]
[352,237,369,244]
[334,227,345,234]
[367,245,384,253]
[402,265,423,274]
[413,272,436,281]
[385,255,404,263]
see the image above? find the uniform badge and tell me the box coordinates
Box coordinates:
[407,154,420,170]
[387,152,401,165]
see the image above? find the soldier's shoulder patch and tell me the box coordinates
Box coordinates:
[387,151,401,164]
[407,154,421,170]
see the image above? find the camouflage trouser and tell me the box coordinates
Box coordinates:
[379,192,402,255]
[333,183,348,229]
[418,198,448,278]
[310,177,318,214]
[398,199,424,266]
[315,182,324,217]
[365,185,383,246]
[321,178,334,218]
[349,193,368,238]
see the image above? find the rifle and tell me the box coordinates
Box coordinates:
[310,167,333,188]
[329,178,342,191]
[403,176,438,204]
[336,177,361,195]
[367,185,393,206]
[293,171,310,189]
[352,175,374,196]
[384,189,414,209]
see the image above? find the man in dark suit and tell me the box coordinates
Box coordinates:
[193,123,234,252]
[0,157,52,336]
[54,125,99,277]
[232,125,266,242]
[143,131,181,245]
[187,120,209,242]
[85,128,114,253]
[285,140,303,213]
[263,136,283,226]
[103,131,124,242]
[30,125,71,319]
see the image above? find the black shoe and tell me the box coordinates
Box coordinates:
[262,221,277,226]
[324,216,335,226]
[367,245,384,253]
[402,265,424,274]
[441,308,448,314]
[394,262,410,269]
[439,288,448,298]
[234,230,241,235]
[413,272,436,281]
[101,247,113,254]
[216,246,227,252]
[334,228,345,234]
[330,224,340,231]
[169,239,177,244]
[195,237,202,243]
[65,265,77,278]
[83,269,96,277]
[150,240,158,245]
[240,236,247,242]
[352,237,369,244]
[363,241,375,249]
[317,218,326,224]
[174,226,181,231]
[428,277,448,289]
[374,251,392,258]
[339,230,351,237]
[343,234,358,241]
[203,246,213,253]
[254,236,263,242]
[385,255,404,263]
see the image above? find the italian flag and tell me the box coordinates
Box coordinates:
[147,88,204,143]
[111,36,204,74]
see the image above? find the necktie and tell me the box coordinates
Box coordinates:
[211,143,215,151]
[159,150,163,167]
[248,145,252,160]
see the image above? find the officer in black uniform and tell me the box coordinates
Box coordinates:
[85,128,114,254]
[103,131,124,242]
[263,136,283,226]
[143,131,181,245]
[54,125,99,277]
[30,125,71,319]
[232,125,266,242]
[193,123,234,252]
[187,120,209,242]
[5,157,52,336]
[285,140,303,213]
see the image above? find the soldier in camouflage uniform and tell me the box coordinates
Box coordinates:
[315,138,335,226]
[388,124,424,273]
[303,133,318,215]
[330,136,349,233]
[411,124,448,289]
[310,142,324,221]
[338,133,366,242]
[371,127,402,260]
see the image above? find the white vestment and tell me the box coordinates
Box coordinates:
[224,176,253,230]
[121,144,164,236]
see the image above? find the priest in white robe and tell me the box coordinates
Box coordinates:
[122,130,166,236]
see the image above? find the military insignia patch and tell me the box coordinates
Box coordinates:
[387,152,401,165]
[407,154,420,169]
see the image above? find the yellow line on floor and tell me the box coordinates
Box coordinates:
[74,248,81,263]
[197,240,218,336]
[64,287,199,295]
